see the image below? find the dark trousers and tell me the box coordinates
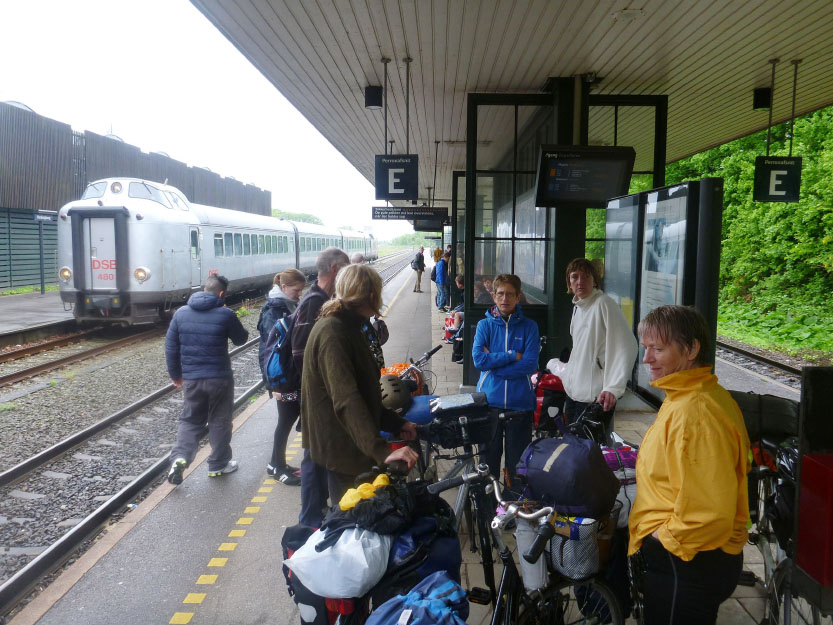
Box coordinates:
[640,536,742,625]
[170,377,234,472]
[270,399,300,468]
[298,448,357,527]
[479,409,532,491]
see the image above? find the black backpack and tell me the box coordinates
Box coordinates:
[430,265,437,282]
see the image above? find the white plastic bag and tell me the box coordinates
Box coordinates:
[285,527,393,598]
[546,358,568,378]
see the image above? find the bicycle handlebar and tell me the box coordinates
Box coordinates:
[411,344,443,367]
[426,463,490,495]
[523,521,556,563]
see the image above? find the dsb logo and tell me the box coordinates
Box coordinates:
[92,259,117,270]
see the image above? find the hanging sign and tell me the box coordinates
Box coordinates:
[372,206,447,220]
[753,156,802,202]
[375,154,418,201]
[32,210,57,222]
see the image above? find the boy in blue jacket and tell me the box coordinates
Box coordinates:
[472,274,539,484]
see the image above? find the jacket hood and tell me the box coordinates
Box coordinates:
[483,303,528,324]
[267,285,299,313]
[187,291,223,311]
[650,366,716,396]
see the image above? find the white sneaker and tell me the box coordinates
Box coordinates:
[208,459,238,477]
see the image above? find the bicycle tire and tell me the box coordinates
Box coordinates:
[516,576,625,625]
[764,560,832,625]
[755,470,785,581]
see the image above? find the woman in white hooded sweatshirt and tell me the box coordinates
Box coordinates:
[561,258,638,431]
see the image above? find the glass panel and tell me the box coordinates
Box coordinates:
[475,173,511,238]
[588,105,656,176]
[243,234,251,255]
[214,234,223,257]
[258,235,264,254]
[190,230,199,259]
[476,105,516,170]
[233,233,242,256]
[586,208,606,261]
[474,239,512,285]
[513,240,548,304]
[516,105,553,172]
[224,233,232,255]
[266,235,272,254]
[604,194,639,330]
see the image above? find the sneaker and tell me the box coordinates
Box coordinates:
[208,459,239,477]
[167,458,187,485]
[267,464,301,485]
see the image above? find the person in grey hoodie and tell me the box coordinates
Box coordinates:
[257,268,306,485]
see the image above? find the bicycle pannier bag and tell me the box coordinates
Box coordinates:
[516,434,619,518]
[366,570,469,625]
[281,524,330,625]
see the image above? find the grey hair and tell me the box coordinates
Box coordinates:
[316,247,350,277]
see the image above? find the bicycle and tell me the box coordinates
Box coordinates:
[381,343,442,396]
[427,464,625,625]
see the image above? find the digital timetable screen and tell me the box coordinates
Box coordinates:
[534,145,636,208]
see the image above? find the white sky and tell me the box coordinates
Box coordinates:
[0,0,414,241]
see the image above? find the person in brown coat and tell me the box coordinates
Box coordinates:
[301,264,418,505]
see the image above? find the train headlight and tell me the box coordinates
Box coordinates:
[59,266,72,281]
[133,267,151,283]
[111,181,123,193]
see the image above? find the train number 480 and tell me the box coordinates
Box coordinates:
[97,273,115,280]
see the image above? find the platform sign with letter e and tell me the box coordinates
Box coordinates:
[753,156,801,202]
[375,154,418,201]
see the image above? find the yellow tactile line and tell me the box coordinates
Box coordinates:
[167,433,302,624]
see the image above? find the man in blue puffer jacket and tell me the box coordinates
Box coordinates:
[165,275,249,485]
[472,274,539,485]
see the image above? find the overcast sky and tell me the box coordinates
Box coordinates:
[0,0,414,240]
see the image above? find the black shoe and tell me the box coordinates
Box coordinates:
[167,458,187,485]
[267,464,301,486]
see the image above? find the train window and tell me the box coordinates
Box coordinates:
[190,230,200,259]
[272,236,278,253]
[234,233,242,256]
[81,182,107,199]
[306,237,311,251]
[258,235,264,254]
[224,233,233,254]
[128,182,171,208]
[265,235,272,254]
[214,234,224,257]
[168,191,190,211]
[243,235,251,256]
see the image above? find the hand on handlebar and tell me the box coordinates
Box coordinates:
[596,391,617,412]
[384,445,418,471]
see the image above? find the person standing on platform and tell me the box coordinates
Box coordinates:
[296,247,351,526]
[628,305,750,625]
[412,246,426,292]
[472,274,539,485]
[561,258,637,431]
[435,251,451,311]
[351,252,365,264]
[256,268,306,486]
[433,245,442,263]
[165,275,249,485]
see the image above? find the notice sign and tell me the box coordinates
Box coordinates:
[375,154,418,200]
[32,210,57,222]
[753,156,801,202]
[372,206,448,221]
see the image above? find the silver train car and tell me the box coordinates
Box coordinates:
[56,178,378,324]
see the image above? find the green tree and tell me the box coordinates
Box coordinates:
[271,209,322,225]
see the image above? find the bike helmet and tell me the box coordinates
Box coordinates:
[379,374,412,412]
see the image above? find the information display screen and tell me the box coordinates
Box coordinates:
[534,145,635,208]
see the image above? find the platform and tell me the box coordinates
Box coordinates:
[0,291,75,344]
[10,264,774,625]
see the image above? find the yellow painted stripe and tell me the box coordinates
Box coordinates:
[264,478,278,485]
[251,496,267,503]
[183,593,206,604]
[208,558,227,567]
[237,517,254,525]
[288,443,302,448]
[258,487,273,493]
[228,529,246,537]
[197,574,218,585]
[170,612,194,624]
[218,543,237,551]
[379,270,411,317]
[244,506,260,514]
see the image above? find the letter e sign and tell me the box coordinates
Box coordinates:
[753,156,801,202]
[375,154,418,200]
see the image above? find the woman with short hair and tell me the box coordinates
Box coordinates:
[257,268,307,485]
[301,264,418,503]
[628,305,751,624]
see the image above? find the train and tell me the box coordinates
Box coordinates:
[56,177,377,324]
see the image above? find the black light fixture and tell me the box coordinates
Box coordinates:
[364,85,383,110]
[753,87,772,110]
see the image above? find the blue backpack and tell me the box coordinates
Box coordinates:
[261,312,300,393]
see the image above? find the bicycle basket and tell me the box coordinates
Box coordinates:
[548,515,601,580]
[427,410,497,449]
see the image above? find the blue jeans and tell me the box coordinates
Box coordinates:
[436,283,449,309]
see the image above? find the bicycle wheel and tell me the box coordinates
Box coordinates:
[764,560,832,625]
[517,576,624,625]
[755,471,784,581]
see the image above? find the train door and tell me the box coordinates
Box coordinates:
[189,227,201,287]
[86,218,118,290]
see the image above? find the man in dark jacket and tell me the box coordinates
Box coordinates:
[412,246,425,292]
[295,247,350,526]
[165,275,249,485]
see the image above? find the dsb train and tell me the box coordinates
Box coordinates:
[56,178,377,324]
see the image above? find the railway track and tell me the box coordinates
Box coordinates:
[0,338,263,616]
[716,339,802,377]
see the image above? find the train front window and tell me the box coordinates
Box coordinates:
[81,182,107,199]
[128,182,171,208]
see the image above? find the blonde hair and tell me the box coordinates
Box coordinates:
[275,268,305,289]
[319,264,383,318]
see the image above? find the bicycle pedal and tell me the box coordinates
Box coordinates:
[737,570,758,587]
[467,587,492,605]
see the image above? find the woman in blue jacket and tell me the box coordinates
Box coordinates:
[472,274,539,484]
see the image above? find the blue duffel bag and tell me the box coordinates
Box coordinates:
[366,571,469,625]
